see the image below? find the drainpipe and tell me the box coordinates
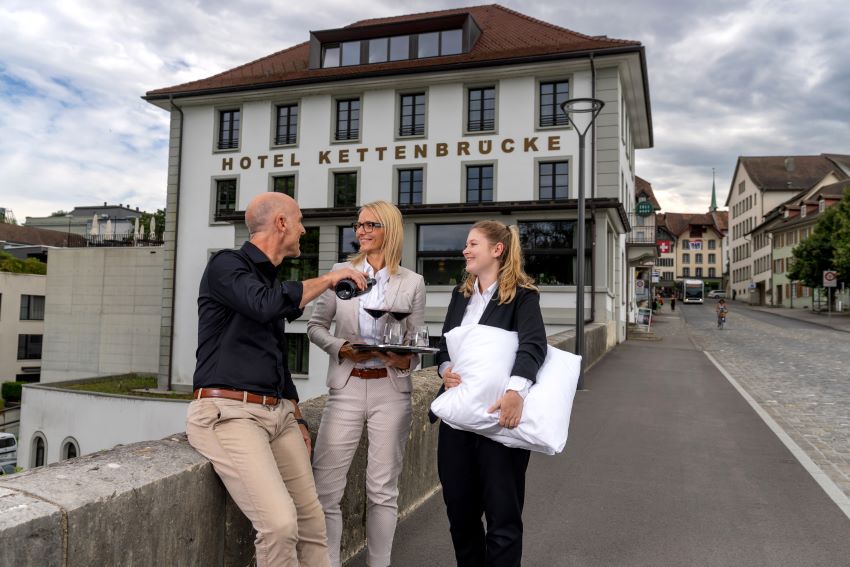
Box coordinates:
[166,95,184,391]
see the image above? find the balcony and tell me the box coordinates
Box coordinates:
[626,212,658,266]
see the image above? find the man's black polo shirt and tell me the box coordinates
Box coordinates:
[194,241,304,400]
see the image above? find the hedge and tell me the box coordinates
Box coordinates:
[1,382,23,403]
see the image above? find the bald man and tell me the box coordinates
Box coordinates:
[187,193,368,567]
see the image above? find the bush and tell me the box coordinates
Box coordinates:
[1,382,23,403]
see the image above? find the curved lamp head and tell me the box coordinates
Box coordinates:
[559,98,605,136]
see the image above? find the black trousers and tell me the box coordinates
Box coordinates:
[438,422,531,567]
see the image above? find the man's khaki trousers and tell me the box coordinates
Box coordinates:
[187,398,331,567]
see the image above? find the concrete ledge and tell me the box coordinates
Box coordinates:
[0,325,608,566]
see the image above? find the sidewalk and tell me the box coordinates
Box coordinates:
[730,299,850,333]
[346,310,850,566]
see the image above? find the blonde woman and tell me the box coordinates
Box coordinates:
[308,201,426,567]
[433,220,547,567]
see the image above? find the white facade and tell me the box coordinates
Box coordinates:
[0,272,46,384]
[17,385,187,468]
[40,247,163,382]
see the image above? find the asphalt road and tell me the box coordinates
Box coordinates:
[346,309,850,566]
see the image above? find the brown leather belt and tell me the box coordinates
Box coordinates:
[193,388,280,406]
[351,367,388,379]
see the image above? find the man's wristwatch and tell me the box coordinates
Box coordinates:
[296,418,309,429]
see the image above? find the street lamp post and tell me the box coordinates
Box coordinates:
[560,98,604,391]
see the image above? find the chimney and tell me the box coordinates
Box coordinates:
[103,201,107,206]
[784,157,795,172]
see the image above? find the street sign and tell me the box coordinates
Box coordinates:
[651,273,660,283]
[823,270,837,288]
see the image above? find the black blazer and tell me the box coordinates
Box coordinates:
[430,285,547,422]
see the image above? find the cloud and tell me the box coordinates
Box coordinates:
[1,0,849,221]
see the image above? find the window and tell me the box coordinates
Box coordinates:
[398,168,423,205]
[369,38,388,63]
[465,164,494,203]
[819,200,826,213]
[335,98,360,141]
[520,221,592,285]
[800,205,807,218]
[18,334,43,360]
[275,104,298,145]
[663,271,674,280]
[322,45,340,67]
[277,227,319,281]
[61,438,79,461]
[695,267,703,277]
[418,32,439,58]
[338,226,360,262]
[708,253,716,264]
[287,334,310,375]
[682,239,689,248]
[695,253,703,264]
[389,35,410,61]
[467,87,495,132]
[441,29,463,55]
[334,172,358,207]
[682,253,690,263]
[217,109,240,150]
[215,179,237,216]
[272,175,296,197]
[538,161,569,200]
[539,80,569,127]
[417,223,473,285]
[20,295,45,320]
[341,41,360,66]
[708,240,716,250]
[738,181,745,194]
[709,268,716,278]
[682,267,690,277]
[399,93,426,137]
[32,434,46,468]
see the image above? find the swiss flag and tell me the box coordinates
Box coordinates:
[657,240,671,254]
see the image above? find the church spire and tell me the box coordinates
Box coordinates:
[709,168,718,212]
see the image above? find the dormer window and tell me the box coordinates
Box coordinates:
[800,205,806,218]
[819,199,825,213]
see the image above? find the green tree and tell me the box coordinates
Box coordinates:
[49,210,71,217]
[0,251,47,275]
[830,187,850,282]
[137,208,166,240]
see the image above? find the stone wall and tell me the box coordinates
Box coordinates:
[0,324,607,566]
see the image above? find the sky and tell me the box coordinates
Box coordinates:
[2,0,849,221]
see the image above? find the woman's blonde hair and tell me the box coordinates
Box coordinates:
[348,200,404,275]
[460,220,537,304]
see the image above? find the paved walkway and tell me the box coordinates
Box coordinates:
[346,310,850,566]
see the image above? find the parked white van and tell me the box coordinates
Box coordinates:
[0,432,18,474]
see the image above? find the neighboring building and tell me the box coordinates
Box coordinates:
[750,179,850,308]
[655,211,728,291]
[144,5,654,395]
[1,222,86,263]
[725,154,850,304]
[25,203,146,238]
[629,176,661,306]
[0,272,46,385]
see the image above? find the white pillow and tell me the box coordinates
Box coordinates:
[429,324,518,431]
[430,324,581,455]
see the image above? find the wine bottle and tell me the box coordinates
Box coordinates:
[335,277,376,300]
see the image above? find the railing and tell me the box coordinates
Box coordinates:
[66,232,164,247]
[626,212,656,244]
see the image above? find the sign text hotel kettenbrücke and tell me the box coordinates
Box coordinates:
[220,135,566,171]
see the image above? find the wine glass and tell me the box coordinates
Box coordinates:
[362,300,388,345]
[389,311,411,322]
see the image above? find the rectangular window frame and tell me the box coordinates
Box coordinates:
[286,333,311,376]
[338,225,360,263]
[396,166,426,206]
[271,101,300,147]
[519,220,593,287]
[396,90,428,139]
[535,158,570,201]
[333,96,362,143]
[17,334,43,360]
[535,77,571,130]
[19,295,45,321]
[268,172,298,199]
[329,168,360,208]
[210,176,239,225]
[416,222,475,286]
[464,84,498,135]
[463,161,496,203]
[277,227,320,283]
[214,106,242,153]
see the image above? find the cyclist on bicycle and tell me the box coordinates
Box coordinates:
[716,299,728,328]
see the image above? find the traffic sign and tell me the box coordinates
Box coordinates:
[823,270,837,288]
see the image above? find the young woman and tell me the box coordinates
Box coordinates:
[434,220,547,567]
[307,201,426,567]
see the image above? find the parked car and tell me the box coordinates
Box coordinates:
[707,290,727,299]
[0,432,17,472]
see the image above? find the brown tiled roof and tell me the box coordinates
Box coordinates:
[635,176,661,210]
[145,4,641,99]
[655,212,726,238]
[0,223,85,247]
[739,155,846,192]
[816,179,850,199]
